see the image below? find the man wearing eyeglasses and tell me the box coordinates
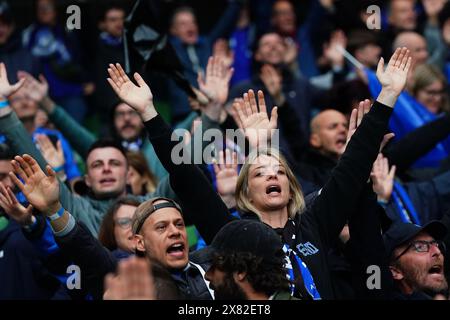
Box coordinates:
[383,221,449,299]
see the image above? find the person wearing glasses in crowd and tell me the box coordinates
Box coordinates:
[98,196,140,259]
[384,221,448,300]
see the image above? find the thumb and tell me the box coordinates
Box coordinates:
[10,78,26,94]
[133,72,147,88]
[46,165,56,178]
[26,204,33,215]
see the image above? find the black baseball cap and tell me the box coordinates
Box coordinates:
[383,221,447,259]
[204,220,283,265]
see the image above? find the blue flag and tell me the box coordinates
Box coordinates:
[365,68,450,168]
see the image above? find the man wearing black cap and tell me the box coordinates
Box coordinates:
[203,220,293,300]
[384,221,449,299]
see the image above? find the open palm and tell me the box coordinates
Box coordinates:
[0,63,25,98]
[232,90,278,148]
[376,47,412,95]
[107,63,153,114]
[10,155,59,214]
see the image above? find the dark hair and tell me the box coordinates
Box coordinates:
[98,1,125,22]
[212,250,289,297]
[127,151,158,194]
[169,6,195,28]
[86,138,128,163]
[347,30,379,55]
[98,196,141,251]
[0,143,13,161]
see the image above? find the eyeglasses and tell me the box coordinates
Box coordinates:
[115,217,132,229]
[393,240,445,261]
[423,89,446,97]
[114,110,140,119]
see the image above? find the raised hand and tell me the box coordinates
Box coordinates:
[213,39,234,69]
[9,154,60,216]
[346,99,372,146]
[17,71,49,103]
[213,149,239,208]
[376,47,412,107]
[0,181,34,226]
[35,134,65,171]
[371,153,396,202]
[346,99,395,151]
[323,30,346,68]
[197,56,234,105]
[260,64,284,105]
[107,63,156,121]
[231,90,278,149]
[103,256,155,300]
[0,63,25,99]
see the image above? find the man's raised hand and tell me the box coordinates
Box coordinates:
[376,47,412,107]
[9,154,60,216]
[0,63,25,99]
[107,63,157,122]
[0,181,34,226]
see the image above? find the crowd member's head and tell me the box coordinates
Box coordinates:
[35,0,57,26]
[169,6,198,45]
[393,32,428,67]
[271,0,296,36]
[439,1,450,45]
[0,144,13,190]
[347,30,382,68]
[205,220,289,300]
[84,139,129,199]
[384,221,448,298]
[254,32,285,66]
[388,0,417,31]
[9,86,39,132]
[410,64,450,114]
[98,196,140,253]
[126,152,157,195]
[112,102,145,142]
[132,197,188,271]
[309,110,348,159]
[236,148,305,222]
[98,3,125,38]
[0,1,14,46]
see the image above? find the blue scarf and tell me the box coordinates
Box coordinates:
[391,181,421,225]
[281,219,321,300]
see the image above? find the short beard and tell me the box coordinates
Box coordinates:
[401,264,449,297]
[93,188,124,200]
[214,272,247,300]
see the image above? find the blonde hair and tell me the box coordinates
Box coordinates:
[410,64,450,113]
[236,148,305,220]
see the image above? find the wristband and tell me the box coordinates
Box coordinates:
[0,100,9,108]
[53,165,64,173]
[47,207,65,221]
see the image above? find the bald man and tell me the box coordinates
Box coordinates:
[283,108,349,189]
[310,110,348,159]
[393,32,429,68]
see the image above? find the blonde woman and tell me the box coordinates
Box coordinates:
[104,48,412,299]
[409,64,450,114]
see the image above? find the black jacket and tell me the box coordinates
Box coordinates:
[52,219,212,300]
[0,218,60,299]
[145,101,393,299]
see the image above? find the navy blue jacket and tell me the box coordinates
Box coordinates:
[167,0,243,119]
[0,218,59,299]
